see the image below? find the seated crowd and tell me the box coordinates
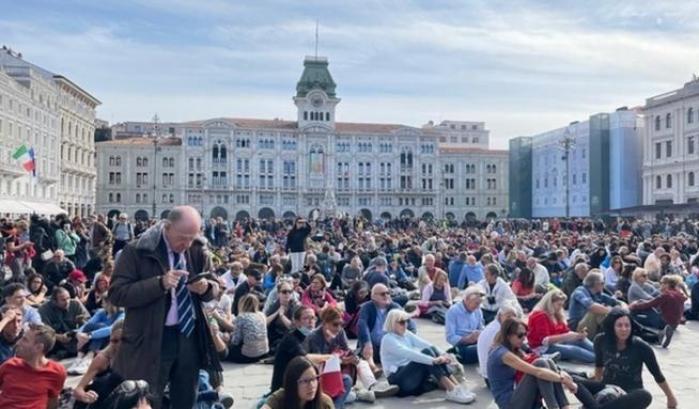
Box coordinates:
[0,213,695,409]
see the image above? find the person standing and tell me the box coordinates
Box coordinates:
[111,213,134,257]
[109,206,222,409]
[286,218,311,274]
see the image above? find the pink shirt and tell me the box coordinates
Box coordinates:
[164,235,187,326]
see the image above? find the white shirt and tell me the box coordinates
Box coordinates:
[477,319,501,379]
[531,263,550,288]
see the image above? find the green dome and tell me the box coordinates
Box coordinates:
[296,56,337,98]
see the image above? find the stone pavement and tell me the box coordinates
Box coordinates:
[66,319,699,408]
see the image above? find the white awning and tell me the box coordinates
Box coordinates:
[0,200,33,214]
[17,201,67,215]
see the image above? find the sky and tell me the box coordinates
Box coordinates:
[3,0,699,149]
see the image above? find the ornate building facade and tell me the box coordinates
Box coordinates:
[96,56,508,221]
[0,47,99,216]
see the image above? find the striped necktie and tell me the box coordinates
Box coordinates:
[173,252,195,337]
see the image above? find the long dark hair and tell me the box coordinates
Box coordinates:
[599,307,636,349]
[493,318,527,358]
[517,267,535,288]
[282,356,323,409]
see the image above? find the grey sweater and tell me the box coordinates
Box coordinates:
[627,281,660,303]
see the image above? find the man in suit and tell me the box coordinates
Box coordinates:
[109,206,221,409]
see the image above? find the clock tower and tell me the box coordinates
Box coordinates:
[294,56,340,131]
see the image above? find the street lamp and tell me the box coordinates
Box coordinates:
[559,127,576,218]
[151,114,160,219]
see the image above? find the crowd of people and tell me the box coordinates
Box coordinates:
[0,208,696,409]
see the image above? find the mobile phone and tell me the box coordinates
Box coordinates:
[186,273,209,285]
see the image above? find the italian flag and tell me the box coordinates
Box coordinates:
[12,145,36,175]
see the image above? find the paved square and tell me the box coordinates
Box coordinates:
[65,319,694,408]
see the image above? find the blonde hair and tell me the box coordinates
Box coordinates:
[383,309,411,333]
[632,268,648,282]
[532,290,567,323]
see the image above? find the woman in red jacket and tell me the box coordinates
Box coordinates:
[301,274,337,314]
[630,274,687,348]
[527,290,595,363]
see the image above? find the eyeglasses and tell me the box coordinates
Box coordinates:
[397,319,408,325]
[297,375,320,386]
[515,332,527,339]
[279,290,293,295]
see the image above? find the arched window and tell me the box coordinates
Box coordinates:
[143,157,148,167]
[667,174,673,188]
[169,158,174,167]
[108,193,113,203]
[304,111,308,120]
[689,108,694,124]
[212,145,219,160]
[137,157,142,167]
[326,112,330,121]
[655,116,661,131]
[162,157,168,167]
[656,175,662,189]
[220,145,227,159]
[666,113,672,128]
[116,193,121,202]
[689,172,695,187]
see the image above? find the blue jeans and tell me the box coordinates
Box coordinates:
[81,322,109,352]
[545,338,595,363]
[455,343,479,364]
[332,374,353,409]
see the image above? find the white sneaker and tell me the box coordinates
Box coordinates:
[356,389,376,403]
[72,357,91,375]
[446,386,476,404]
[345,390,357,404]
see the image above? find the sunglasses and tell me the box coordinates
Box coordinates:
[515,332,527,339]
[297,375,320,386]
[279,289,293,295]
[397,319,409,325]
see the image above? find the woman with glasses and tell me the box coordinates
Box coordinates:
[380,309,475,404]
[305,307,399,405]
[265,279,299,354]
[262,356,333,409]
[270,306,332,394]
[487,318,576,409]
[627,268,659,303]
[73,320,125,408]
[301,274,337,315]
[25,272,48,307]
[527,290,594,363]
[342,281,370,339]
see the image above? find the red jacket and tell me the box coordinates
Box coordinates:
[527,310,569,349]
[631,289,687,327]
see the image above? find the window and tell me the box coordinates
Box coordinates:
[689,137,695,155]
[689,172,695,187]
[666,113,672,129]
[655,116,661,131]
[689,108,695,124]
[582,173,587,184]
[667,174,672,188]
[666,141,672,158]
[655,142,662,159]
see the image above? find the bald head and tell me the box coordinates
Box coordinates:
[164,206,202,253]
[371,284,390,307]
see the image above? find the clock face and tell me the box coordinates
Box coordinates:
[311,97,323,107]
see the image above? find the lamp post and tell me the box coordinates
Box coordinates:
[559,127,576,218]
[151,114,160,219]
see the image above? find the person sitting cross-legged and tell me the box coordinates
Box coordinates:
[445,286,484,365]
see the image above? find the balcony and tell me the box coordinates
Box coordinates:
[0,162,26,178]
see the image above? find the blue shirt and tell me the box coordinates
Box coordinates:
[568,285,618,329]
[448,260,466,287]
[487,345,516,409]
[445,302,484,346]
[370,307,387,347]
[458,264,484,289]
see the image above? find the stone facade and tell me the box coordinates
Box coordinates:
[642,77,699,206]
[0,47,99,216]
[95,56,508,222]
